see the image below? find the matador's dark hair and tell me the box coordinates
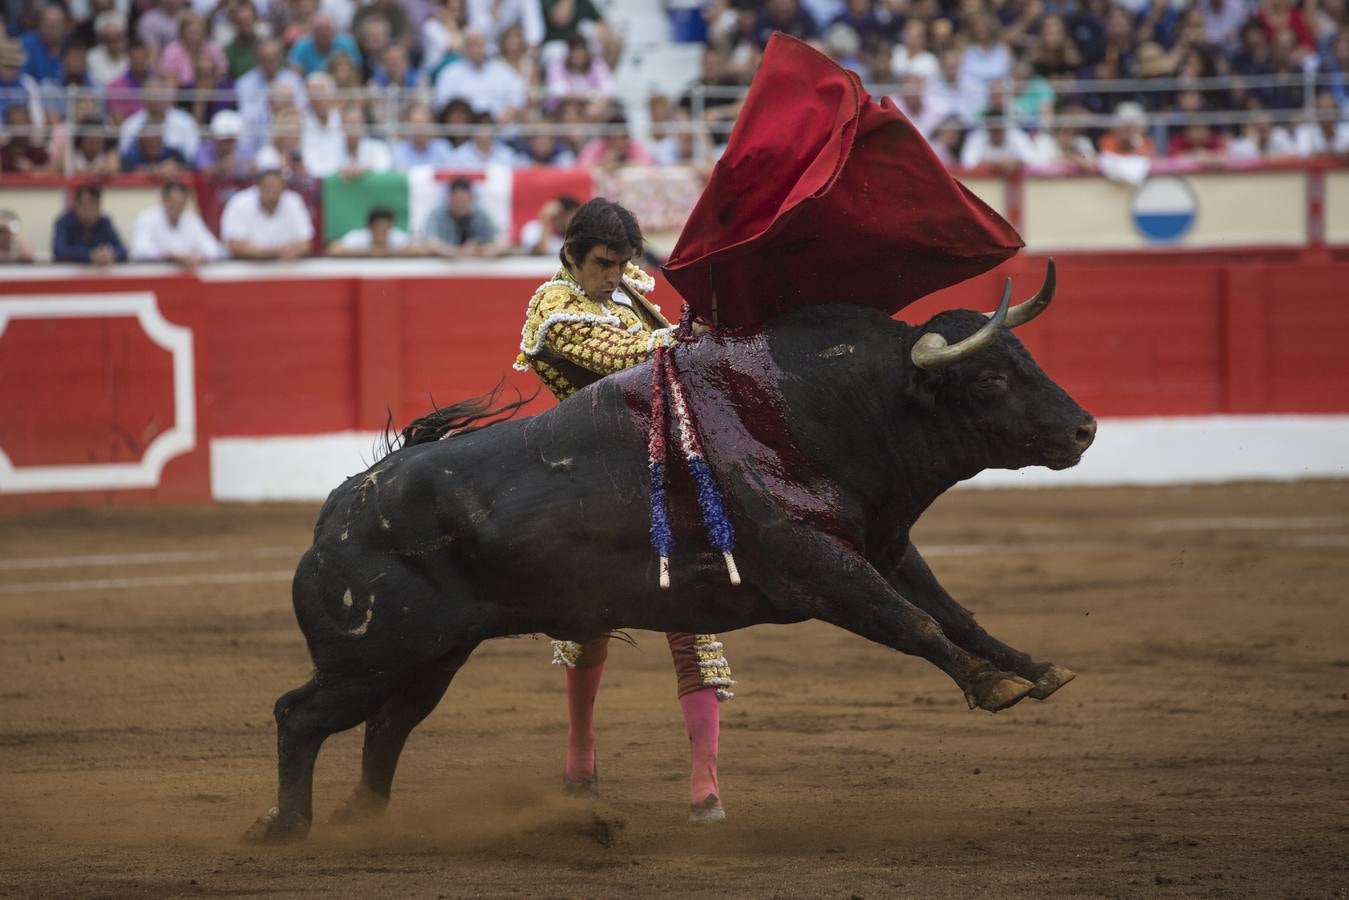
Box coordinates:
[560,197,643,269]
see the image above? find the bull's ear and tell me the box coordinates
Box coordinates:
[911,279,1011,371]
[986,258,1055,329]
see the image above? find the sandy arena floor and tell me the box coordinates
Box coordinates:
[1,482,1346,899]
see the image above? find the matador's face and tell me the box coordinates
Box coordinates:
[568,244,633,302]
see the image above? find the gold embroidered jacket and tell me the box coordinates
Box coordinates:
[513,263,673,400]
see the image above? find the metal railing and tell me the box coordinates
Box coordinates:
[0,71,1345,175]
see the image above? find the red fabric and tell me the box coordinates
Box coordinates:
[663,33,1023,328]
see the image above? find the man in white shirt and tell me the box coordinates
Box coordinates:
[327,207,417,256]
[219,169,314,260]
[236,38,307,132]
[86,12,130,87]
[337,105,393,177]
[132,180,226,264]
[432,28,525,122]
[959,118,1037,170]
[117,75,202,160]
[300,71,345,177]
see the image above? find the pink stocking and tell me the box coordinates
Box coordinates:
[565,662,605,781]
[679,687,721,806]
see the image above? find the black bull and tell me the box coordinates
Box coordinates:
[246,267,1096,842]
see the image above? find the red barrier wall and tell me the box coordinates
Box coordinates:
[2,255,1347,508]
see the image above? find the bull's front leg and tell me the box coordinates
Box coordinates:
[760,528,1034,712]
[880,542,1077,701]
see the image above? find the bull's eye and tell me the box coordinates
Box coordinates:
[975,373,1008,395]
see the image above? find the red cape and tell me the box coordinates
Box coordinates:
[662,34,1023,328]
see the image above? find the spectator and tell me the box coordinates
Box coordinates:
[46,43,92,120]
[1255,0,1315,52]
[106,39,155,122]
[87,12,131,87]
[1292,91,1349,156]
[959,14,1012,106]
[66,114,121,174]
[1166,88,1226,159]
[118,75,200,161]
[468,0,544,51]
[224,0,265,80]
[424,176,504,256]
[253,106,307,177]
[288,13,361,75]
[52,183,127,265]
[423,0,469,75]
[20,4,69,87]
[890,18,938,82]
[498,22,539,87]
[1028,104,1098,171]
[1031,15,1083,79]
[69,0,124,49]
[1227,109,1298,160]
[439,96,475,148]
[159,11,226,86]
[433,27,526,121]
[959,116,1036,170]
[351,0,413,51]
[515,113,577,165]
[893,72,946,135]
[300,71,343,176]
[1098,100,1157,156]
[354,14,393,83]
[327,206,416,256]
[1069,0,1110,68]
[927,114,967,168]
[120,126,192,173]
[832,0,889,42]
[272,0,318,47]
[131,179,224,263]
[326,48,363,94]
[337,105,392,176]
[0,209,35,263]
[751,0,818,48]
[178,54,236,128]
[577,108,653,167]
[518,194,578,255]
[649,103,708,165]
[197,108,251,177]
[1325,31,1349,110]
[236,38,307,133]
[393,102,455,167]
[540,0,609,51]
[372,43,421,88]
[219,168,314,259]
[1201,0,1248,53]
[924,48,984,127]
[0,37,45,130]
[1,104,53,171]
[137,0,185,52]
[448,110,517,168]
[546,32,613,104]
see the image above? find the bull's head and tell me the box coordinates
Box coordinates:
[907,261,1096,471]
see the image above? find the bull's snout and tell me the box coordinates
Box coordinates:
[1073,417,1098,453]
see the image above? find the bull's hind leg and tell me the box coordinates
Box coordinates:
[886,543,1076,700]
[244,675,388,843]
[331,645,476,825]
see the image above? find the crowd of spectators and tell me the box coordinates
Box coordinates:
[1,0,1346,263]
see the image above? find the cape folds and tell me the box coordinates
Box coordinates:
[662,33,1024,328]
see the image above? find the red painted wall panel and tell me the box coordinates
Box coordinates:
[1262,265,1349,413]
[204,279,358,435]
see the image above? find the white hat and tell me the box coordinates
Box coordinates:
[210,109,244,138]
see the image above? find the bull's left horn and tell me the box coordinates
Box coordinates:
[987,258,1056,329]
[911,279,1011,371]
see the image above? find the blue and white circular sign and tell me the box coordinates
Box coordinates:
[1131,176,1197,243]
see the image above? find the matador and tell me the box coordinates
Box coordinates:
[513,197,732,824]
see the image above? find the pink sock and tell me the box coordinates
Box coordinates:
[565,663,605,781]
[679,687,721,806]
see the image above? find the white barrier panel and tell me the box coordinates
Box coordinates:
[211,415,1349,501]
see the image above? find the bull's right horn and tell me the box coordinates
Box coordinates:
[986,258,1056,329]
[911,279,1011,371]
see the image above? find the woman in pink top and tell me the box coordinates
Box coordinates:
[546,35,614,104]
[158,11,227,86]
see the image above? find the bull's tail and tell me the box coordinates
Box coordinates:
[388,380,539,454]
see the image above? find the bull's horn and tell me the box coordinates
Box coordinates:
[987,258,1056,329]
[911,279,1012,371]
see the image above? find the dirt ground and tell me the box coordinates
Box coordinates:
[1,482,1346,899]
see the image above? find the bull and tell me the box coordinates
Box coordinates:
[246,262,1095,842]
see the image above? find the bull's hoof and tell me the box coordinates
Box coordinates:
[330,789,387,826]
[964,672,1035,713]
[241,806,310,844]
[1028,664,1077,700]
